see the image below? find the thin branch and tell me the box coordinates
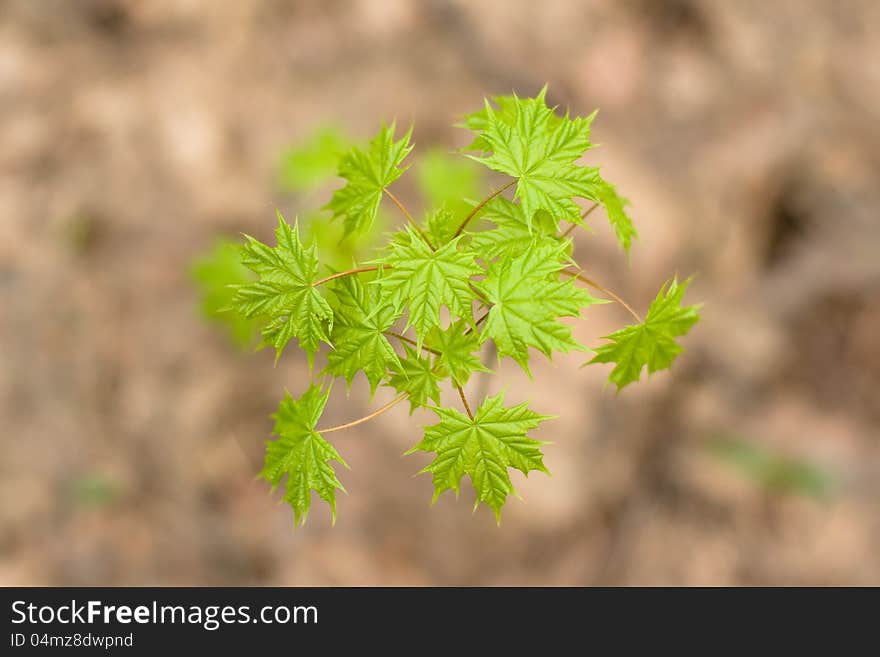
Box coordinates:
[468,282,490,305]
[453,179,516,238]
[562,202,600,239]
[318,393,408,434]
[562,269,642,323]
[456,384,474,419]
[384,188,435,249]
[382,187,417,226]
[464,308,491,336]
[314,265,381,287]
[386,331,441,356]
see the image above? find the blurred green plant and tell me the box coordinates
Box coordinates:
[708,435,836,500]
[58,211,102,256]
[299,208,386,272]
[277,125,350,193]
[68,473,118,509]
[279,124,389,271]
[416,148,483,218]
[190,239,260,348]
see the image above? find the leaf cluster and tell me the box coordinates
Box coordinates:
[227,87,700,525]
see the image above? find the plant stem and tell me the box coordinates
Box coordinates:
[387,331,442,356]
[456,384,474,419]
[562,270,642,323]
[383,188,435,249]
[319,392,408,434]
[468,283,490,305]
[562,202,600,238]
[314,265,381,287]
[453,179,516,238]
[464,308,491,336]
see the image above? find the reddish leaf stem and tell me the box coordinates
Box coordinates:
[562,269,642,323]
[314,265,381,287]
[456,384,474,419]
[453,179,516,238]
[318,393,408,434]
[387,332,442,356]
[464,309,491,336]
[383,188,435,249]
[562,202,600,238]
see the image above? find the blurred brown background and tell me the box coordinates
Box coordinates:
[1,0,879,585]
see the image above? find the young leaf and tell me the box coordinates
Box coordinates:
[387,344,443,413]
[373,226,482,345]
[462,90,555,150]
[464,88,638,252]
[477,242,605,374]
[326,122,413,237]
[261,385,348,526]
[464,88,600,227]
[236,91,699,527]
[423,206,459,248]
[589,277,700,390]
[593,180,637,253]
[234,213,333,364]
[469,196,560,259]
[326,274,401,394]
[408,391,552,521]
[426,320,489,387]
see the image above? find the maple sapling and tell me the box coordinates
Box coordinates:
[231,87,700,525]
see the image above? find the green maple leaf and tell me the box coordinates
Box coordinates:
[326,122,413,237]
[477,242,605,374]
[462,91,555,150]
[593,180,637,253]
[464,87,599,227]
[234,213,333,364]
[423,206,459,248]
[261,385,347,526]
[326,274,401,394]
[387,344,443,413]
[465,87,638,252]
[589,277,700,390]
[373,226,482,346]
[469,196,560,259]
[407,391,552,521]
[426,320,489,387]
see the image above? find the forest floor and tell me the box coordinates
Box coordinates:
[1,0,879,584]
